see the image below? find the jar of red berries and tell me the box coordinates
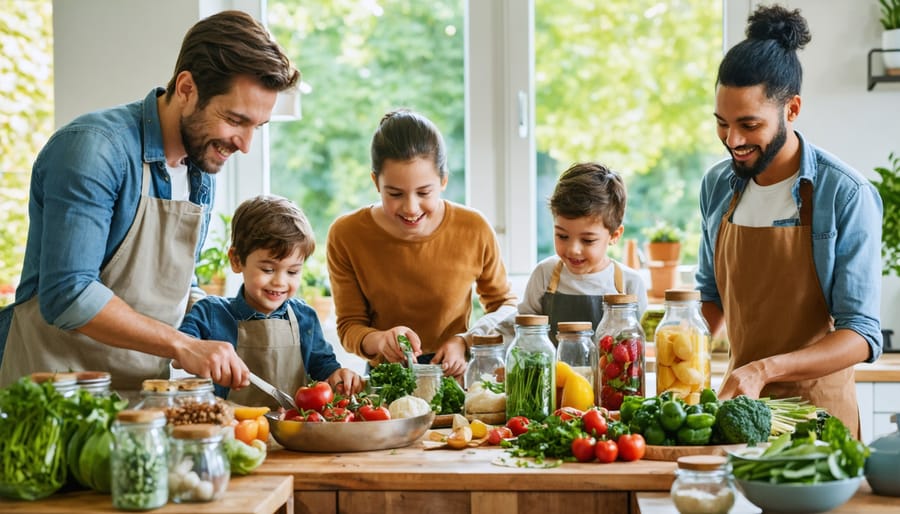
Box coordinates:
[593,294,645,411]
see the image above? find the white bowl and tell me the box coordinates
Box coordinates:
[735,476,862,514]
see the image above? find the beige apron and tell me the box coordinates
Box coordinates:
[0,164,201,393]
[228,307,307,409]
[715,181,859,438]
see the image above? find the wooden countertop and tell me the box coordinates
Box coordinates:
[0,474,294,514]
[702,352,900,383]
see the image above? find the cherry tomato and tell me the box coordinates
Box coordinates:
[506,416,531,436]
[487,426,514,445]
[595,438,619,463]
[282,408,302,421]
[335,397,351,409]
[553,406,584,421]
[294,381,335,413]
[581,408,608,437]
[234,419,259,445]
[599,335,614,353]
[612,344,630,364]
[571,436,596,463]
[303,411,326,422]
[322,406,355,422]
[617,433,646,462]
[256,415,270,441]
[358,404,391,421]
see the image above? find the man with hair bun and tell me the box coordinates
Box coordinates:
[695,4,883,438]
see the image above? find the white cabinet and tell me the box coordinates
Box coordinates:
[856,382,900,444]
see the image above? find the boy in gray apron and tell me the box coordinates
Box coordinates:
[179,195,363,408]
[496,162,648,344]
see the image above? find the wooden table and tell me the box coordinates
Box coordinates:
[0,474,294,514]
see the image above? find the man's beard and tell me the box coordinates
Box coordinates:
[180,110,233,174]
[729,116,787,181]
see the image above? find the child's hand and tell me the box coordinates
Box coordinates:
[328,368,364,396]
[431,336,467,378]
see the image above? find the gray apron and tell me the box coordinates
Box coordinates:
[715,181,859,438]
[541,259,624,344]
[228,307,306,409]
[0,163,201,393]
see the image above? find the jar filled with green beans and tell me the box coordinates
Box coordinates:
[111,409,168,510]
[505,315,556,420]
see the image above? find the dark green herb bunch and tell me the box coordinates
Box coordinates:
[368,362,416,405]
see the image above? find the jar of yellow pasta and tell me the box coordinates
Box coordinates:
[654,289,711,405]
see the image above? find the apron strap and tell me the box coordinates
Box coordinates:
[612,260,624,294]
[546,260,564,294]
[799,180,813,227]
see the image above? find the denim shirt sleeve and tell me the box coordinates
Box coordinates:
[695,159,738,309]
[291,300,341,381]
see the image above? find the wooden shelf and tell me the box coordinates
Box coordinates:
[867,48,900,90]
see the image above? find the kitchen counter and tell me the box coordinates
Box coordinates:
[704,352,900,383]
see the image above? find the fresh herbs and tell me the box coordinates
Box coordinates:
[481,379,504,394]
[430,377,466,414]
[368,362,416,405]
[502,415,582,463]
[505,347,554,420]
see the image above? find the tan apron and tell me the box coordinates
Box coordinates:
[715,181,859,438]
[228,307,307,409]
[541,259,623,343]
[0,164,201,393]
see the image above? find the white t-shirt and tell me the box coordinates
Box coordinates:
[733,170,800,227]
[166,161,190,202]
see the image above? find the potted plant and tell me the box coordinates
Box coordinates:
[300,255,333,323]
[880,0,900,73]
[196,214,232,296]
[644,221,683,263]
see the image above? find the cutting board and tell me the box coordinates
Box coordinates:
[643,443,746,461]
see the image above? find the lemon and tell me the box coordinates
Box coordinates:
[233,406,271,421]
[469,419,490,439]
[560,372,594,411]
[556,360,576,388]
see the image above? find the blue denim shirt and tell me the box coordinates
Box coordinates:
[178,287,341,398]
[0,88,214,356]
[696,131,884,362]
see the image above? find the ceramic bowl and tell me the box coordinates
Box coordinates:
[865,447,900,496]
[266,411,435,452]
[735,476,862,514]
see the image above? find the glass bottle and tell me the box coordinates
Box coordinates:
[655,289,711,405]
[464,334,506,389]
[505,314,556,420]
[556,321,597,387]
[168,424,229,503]
[670,455,735,514]
[30,371,79,398]
[111,409,168,510]
[75,371,112,397]
[412,363,443,404]
[593,294,645,411]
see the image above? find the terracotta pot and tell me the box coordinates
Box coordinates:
[199,276,226,297]
[647,241,681,263]
[648,261,678,297]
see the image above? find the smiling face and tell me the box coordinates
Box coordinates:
[715,84,799,183]
[373,157,448,240]
[553,215,623,275]
[230,246,304,315]
[180,75,277,173]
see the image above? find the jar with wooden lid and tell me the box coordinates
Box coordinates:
[75,371,112,396]
[412,363,443,404]
[133,379,179,410]
[464,334,505,389]
[555,321,597,387]
[670,455,735,514]
[655,289,711,405]
[168,377,232,426]
[111,409,168,510]
[593,294,644,410]
[505,314,555,420]
[168,423,229,503]
[30,371,78,398]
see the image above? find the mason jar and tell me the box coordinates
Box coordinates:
[593,294,645,411]
[670,455,736,514]
[30,371,79,398]
[133,379,179,411]
[412,364,443,404]
[111,409,169,510]
[505,314,556,420]
[655,289,712,405]
[75,371,113,397]
[464,334,506,389]
[556,321,597,386]
[168,424,229,503]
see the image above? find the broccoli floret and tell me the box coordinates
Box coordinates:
[714,395,771,444]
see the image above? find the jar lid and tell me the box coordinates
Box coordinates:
[116,409,166,423]
[664,289,701,301]
[75,371,111,384]
[604,294,638,305]
[676,455,728,471]
[472,334,504,346]
[171,423,222,440]
[557,321,592,332]
[142,379,178,392]
[413,363,444,376]
[515,314,549,326]
[30,371,78,385]
[177,377,214,392]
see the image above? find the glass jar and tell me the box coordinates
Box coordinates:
[464,334,506,389]
[412,364,443,404]
[505,314,556,420]
[30,371,79,398]
[556,321,597,386]
[655,289,711,405]
[670,455,736,514]
[593,294,645,411]
[111,409,169,510]
[168,424,229,503]
[134,379,179,411]
[75,371,112,397]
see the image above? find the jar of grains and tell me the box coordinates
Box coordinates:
[670,455,735,514]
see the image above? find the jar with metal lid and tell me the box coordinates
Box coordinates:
[505,315,556,420]
[555,321,597,387]
[30,371,79,398]
[655,289,711,405]
[412,363,443,404]
[593,294,645,410]
[168,424,229,503]
[464,334,506,389]
[111,409,168,510]
[670,455,735,514]
[75,371,112,397]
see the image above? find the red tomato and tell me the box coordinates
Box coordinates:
[294,381,335,413]
[594,439,618,463]
[487,426,514,445]
[600,385,624,411]
[303,411,326,422]
[612,344,630,364]
[323,406,355,422]
[506,416,531,436]
[571,436,596,463]
[553,406,584,421]
[335,397,351,409]
[581,408,608,437]
[604,362,623,380]
[617,433,646,462]
[282,408,302,421]
[599,335,614,353]
[358,404,391,421]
